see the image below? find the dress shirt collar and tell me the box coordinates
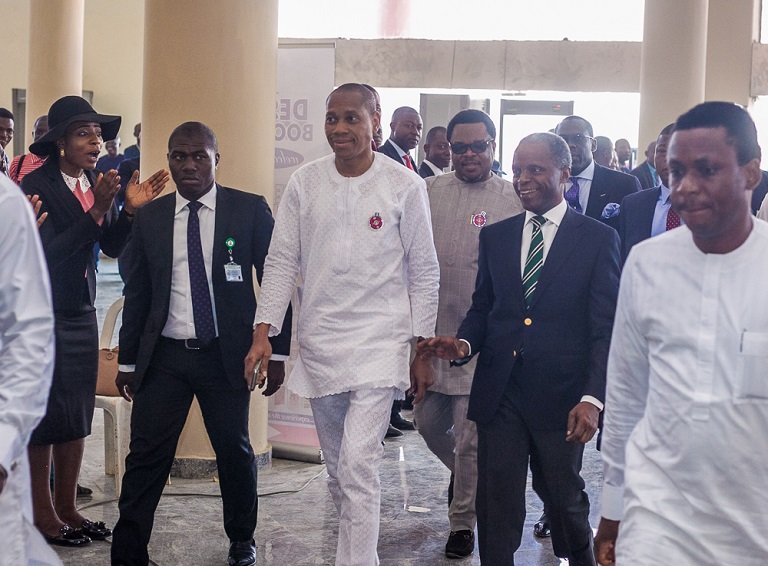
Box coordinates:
[422,159,444,176]
[388,139,408,159]
[574,160,595,181]
[60,170,91,191]
[658,183,671,204]
[524,197,568,228]
[175,183,218,215]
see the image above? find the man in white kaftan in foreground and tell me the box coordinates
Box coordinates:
[246,83,439,566]
[0,175,59,565]
[595,101,768,565]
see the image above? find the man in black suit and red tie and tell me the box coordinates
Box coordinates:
[420,132,620,565]
[556,116,641,231]
[111,122,291,566]
[378,106,423,171]
[619,123,678,262]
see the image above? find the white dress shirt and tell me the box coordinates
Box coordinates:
[601,219,768,563]
[387,139,413,167]
[0,176,60,565]
[421,159,445,177]
[255,153,439,398]
[572,160,595,213]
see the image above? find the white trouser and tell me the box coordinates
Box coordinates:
[413,391,478,531]
[310,387,396,566]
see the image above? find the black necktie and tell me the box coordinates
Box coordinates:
[186,201,215,344]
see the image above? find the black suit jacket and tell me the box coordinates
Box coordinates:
[458,208,620,430]
[629,161,657,190]
[118,185,291,390]
[585,163,641,231]
[618,186,661,263]
[418,162,435,179]
[21,158,132,314]
[378,139,415,169]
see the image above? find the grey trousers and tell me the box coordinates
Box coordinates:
[414,391,477,531]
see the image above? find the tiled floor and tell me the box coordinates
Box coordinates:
[53,258,603,565]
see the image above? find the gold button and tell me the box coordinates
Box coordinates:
[524,317,532,326]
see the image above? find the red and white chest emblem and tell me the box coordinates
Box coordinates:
[369,212,383,230]
[471,211,487,228]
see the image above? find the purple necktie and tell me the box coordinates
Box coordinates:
[565,177,582,213]
[187,201,216,344]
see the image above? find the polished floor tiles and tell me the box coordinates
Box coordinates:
[52,258,604,565]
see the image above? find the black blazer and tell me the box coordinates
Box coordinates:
[21,158,132,314]
[585,163,641,231]
[418,162,436,179]
[458,208,620,429]
[378,139,415,169]
[618,186,661,263]
[118,186,292,390]
[629,161,657,190]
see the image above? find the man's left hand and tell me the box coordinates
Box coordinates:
[408,354,434,404]
[261,360,285,397]
[566,401,599,443]
[123,169,170,214]
[594,518,620,565]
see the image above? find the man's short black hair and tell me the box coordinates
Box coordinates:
[519,132,572,169]
[674,102,760,165]
[168,121,218,152]
[658,123,675,137]
[558,115,594,138]
[327,83,378,116]
[425,126,447,144]
[447,110,496,141]
[0,108,14,120]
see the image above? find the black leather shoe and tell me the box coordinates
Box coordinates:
[76,483,93,498]
[43,524,92,547]
[390,413,415,431]
[445,529,474,558]
[385,424,403,438]
[79,519,112,540]
[533,511,551,538]
[228,539,256,566]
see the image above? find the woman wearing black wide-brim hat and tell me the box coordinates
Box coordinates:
[21,95,169,547]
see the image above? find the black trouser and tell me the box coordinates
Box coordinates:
[476,381,594,566]
[111,338,257,566]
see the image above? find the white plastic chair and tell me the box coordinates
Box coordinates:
[94,296,132,497]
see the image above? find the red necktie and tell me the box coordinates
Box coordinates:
[73,179,102,226]
[403,154,414,171]
[666,207,681,230]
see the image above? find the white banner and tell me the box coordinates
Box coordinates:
[268,43,335,462]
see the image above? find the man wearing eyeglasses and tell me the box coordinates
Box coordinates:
[416,109,523,559]
[555,116,640,231]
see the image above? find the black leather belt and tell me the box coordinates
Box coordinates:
[159,336,218,350]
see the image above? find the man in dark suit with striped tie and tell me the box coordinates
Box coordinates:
[378,106,423,171]
[421,132,620,566]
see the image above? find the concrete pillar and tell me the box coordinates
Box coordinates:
[142,0,279,473]
[637,0,708,149]
[705,0,760,107]
[25,0,84,150]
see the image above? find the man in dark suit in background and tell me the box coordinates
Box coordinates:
[421,132,620,565]
[629,140,659,190]
[619,123,677,262]
[419,125,451,178]
[378,106,423,171]
[111,122,291,566]
[556,116,640,231]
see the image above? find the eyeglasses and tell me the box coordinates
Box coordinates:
[558,133,594,145]
[451,139,493,155]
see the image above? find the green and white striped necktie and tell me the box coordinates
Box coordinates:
[522,215,547,306]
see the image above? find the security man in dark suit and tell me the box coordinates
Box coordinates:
[555,116,640,231]
[111,122,291,566]
[421,132,620,565]
[378,106,423,171]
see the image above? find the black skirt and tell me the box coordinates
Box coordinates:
[30,310,98,445]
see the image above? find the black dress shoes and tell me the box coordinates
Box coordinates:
[533,511,551,538]
[79,519,112,540]
[385,423,403,438]
[390,413,415,431]
[43,524,92,547]
[445,529,474,558]
[228,539,256,566]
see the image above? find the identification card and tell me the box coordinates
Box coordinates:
[224,263,243,282]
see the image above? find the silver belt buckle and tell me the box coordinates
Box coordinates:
[184,338,201,350]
